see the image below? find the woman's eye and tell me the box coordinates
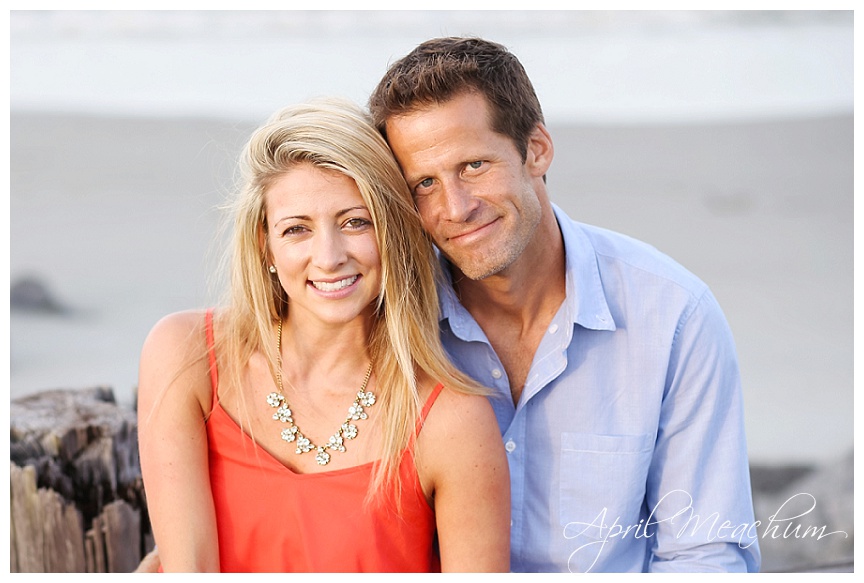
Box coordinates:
[282,225,305,236]
[345,218,371,229]
[418,178,434,189]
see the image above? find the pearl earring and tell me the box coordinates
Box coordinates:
[269,265,277,274]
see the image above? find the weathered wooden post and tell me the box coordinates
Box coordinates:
[10,387,153,572]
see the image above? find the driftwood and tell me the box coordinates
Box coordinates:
[10,387,152,573]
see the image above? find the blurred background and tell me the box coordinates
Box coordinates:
[9,10,853,472]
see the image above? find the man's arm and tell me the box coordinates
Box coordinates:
[645,289,761,572]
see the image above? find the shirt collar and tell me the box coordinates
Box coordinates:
[437,203,617,336]
[553,203,617,332]
[437,256,491,343]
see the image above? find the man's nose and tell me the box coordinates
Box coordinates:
[440,179,479,223]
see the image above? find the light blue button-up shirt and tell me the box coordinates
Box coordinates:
[438,205,761,572]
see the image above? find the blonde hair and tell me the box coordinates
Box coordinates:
[215,97,485,502]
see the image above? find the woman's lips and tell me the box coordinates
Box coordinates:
[309,275,359,292]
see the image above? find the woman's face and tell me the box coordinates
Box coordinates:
[264,163,381,330]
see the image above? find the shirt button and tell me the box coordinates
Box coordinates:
[491,368,503,379]
[505,440,517,453]
[548,323,559,334]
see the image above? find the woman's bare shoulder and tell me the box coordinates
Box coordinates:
[138,309,213,409]
[416,378,503,467]
[413,377,510,572]
[422,379,497,430]
[144,309,211,347]
[142,308,221,364]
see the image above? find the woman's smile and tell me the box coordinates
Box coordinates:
[309,274,361,294]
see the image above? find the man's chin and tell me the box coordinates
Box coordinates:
[446,252,510,282]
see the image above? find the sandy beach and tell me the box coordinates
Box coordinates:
[10,110,852,468]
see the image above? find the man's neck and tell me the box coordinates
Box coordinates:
[452,209,567,403]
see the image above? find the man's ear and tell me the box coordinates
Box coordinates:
[525,123,554,178]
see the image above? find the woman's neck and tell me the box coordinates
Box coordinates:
[276,311,374,392]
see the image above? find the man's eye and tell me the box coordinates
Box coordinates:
[418,178,434,189]
[468,161,483,169]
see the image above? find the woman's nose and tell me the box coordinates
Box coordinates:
[311,229,347,270]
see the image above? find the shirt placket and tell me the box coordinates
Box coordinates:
[502,405,527,568]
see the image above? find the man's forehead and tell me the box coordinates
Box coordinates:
[386,95,491,143]
[386,90,491,126]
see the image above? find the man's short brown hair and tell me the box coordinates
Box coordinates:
[368,36,544,161]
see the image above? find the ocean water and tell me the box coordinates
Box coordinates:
[8,10,854,465]
[10,10,853,124]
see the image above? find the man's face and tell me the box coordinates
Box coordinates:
[384,92,545,280]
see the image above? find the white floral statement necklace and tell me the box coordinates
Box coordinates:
[265,319,376,466]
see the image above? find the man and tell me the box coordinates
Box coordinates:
[367,37,760,572]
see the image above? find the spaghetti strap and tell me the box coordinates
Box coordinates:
[205,309,219,408]
[414,383,445,436]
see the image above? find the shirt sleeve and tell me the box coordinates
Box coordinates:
[645,288,762,572]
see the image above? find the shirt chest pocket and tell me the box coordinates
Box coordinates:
[559,432,654,535]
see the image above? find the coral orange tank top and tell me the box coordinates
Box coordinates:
[204,310,442,572]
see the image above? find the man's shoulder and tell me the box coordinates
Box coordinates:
[559,213,709,298]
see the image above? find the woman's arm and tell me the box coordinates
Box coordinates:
[416,389,511,572]
[137,311,220,572]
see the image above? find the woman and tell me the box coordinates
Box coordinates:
[137,99,510,572]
